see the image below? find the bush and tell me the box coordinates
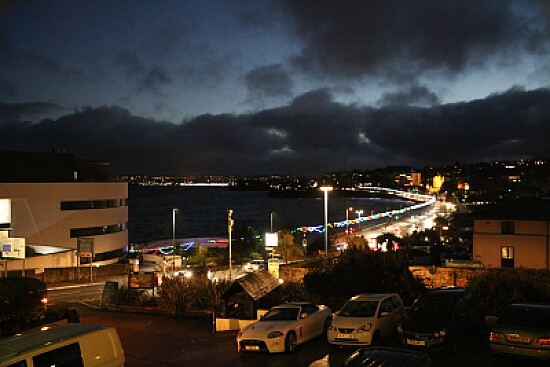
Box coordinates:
[468,268,550,316]
[158,277,230,315]
[109,286,151,306]
[304,249,426,310]
[0,277,47,324]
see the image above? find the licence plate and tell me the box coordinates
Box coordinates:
[507,335,531,343]
[337,333,354,339]
[244,345,260,350]
[407,339,426,346]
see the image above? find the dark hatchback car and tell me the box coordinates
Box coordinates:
[488,304,550,361]
[399,287,485,353]
[341,347,431,367]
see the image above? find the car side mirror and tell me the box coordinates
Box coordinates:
[300,312,308,319]
[485,315,498,328]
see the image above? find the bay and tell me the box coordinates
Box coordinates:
[128,185,411,244]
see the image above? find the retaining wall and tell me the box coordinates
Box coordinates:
[278,265,488,289]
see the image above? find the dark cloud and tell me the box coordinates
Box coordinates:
[2,87,550,175]
[0,102,63,122]
[0,79,17,97]
[281,1,550,83]
[1,48,91,83]
[376,84,440,107]
[243,64,294,100]
[115,53,173,93]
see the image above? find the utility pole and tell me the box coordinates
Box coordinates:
[228,209,234,280]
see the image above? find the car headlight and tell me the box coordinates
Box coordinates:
[434,330,446,338]
[268,331,284,338]
[357,324,371,332]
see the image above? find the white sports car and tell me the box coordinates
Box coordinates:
[237,302,332,353]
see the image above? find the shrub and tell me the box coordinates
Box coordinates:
[468,268,550,316]
[158,277,230,315]
[109,286,151,306]
[0,277,47,324]
[304,249,426,309]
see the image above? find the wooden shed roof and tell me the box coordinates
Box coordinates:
[222,271,280,301]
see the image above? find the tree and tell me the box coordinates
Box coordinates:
[304,248,425,309]
[277,230,304,262]
[347,235,370,250]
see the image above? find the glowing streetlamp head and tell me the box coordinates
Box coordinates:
[320,186,333,192]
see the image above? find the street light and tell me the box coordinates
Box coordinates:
[172,208,179,273]
[320,186,333,258]
[346,207,353,247]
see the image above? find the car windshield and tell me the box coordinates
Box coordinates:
[338,300,379,317]
[262,307,300,321]
[409,296,456,320]
[500,308,550,328]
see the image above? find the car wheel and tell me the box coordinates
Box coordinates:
[285,332,297,353]
[323,318,332,335]
[371,331,382,346]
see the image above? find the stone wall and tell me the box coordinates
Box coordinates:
[279,265,488,289]
[279,266,312,283]
[409,266,487,288]
[14,264,129,284]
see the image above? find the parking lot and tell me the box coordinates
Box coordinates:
[72,304,548,367]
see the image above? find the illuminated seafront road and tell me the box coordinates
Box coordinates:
[135,187,438,256]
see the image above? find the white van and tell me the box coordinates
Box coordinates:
[0,323,125,367]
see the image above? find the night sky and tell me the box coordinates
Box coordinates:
[1,0,550,176]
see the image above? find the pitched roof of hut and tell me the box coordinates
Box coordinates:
[222,271,280,301]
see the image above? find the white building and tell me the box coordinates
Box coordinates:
[0,150,128,271]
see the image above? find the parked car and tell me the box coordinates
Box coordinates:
[341,346,432,367]
[327,293,405,346]
[237,302,332,353]
[243,259,267,272]
[179,265,211,279]
[399,287,485,353]
[487,303,550,361]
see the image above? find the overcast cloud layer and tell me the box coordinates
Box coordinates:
[1,87,549,176]
[1,1,550,175]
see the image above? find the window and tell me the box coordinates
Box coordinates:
[501,246,514,268]
[61,198,128,211]
[301,304,318,316]
[32,342,84,367]
[501,221,515,235]
[391,295,403,309]
[70,222,128,238]
[379,298,394,315]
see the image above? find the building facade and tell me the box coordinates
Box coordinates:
[0,151,128,271]
[473,198,550,269]
[1,182,128,256]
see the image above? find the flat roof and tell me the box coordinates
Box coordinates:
[474,197,550,221]
[0,323,110,362]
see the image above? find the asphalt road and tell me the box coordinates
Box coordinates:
[70,304,549,367]
[47,283,105,304]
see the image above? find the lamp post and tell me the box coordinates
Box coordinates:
[228,209,234,280]
[320,186,333,258]
[356,210,363,232]
[172,208,179,273]
[346,207,353,247]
